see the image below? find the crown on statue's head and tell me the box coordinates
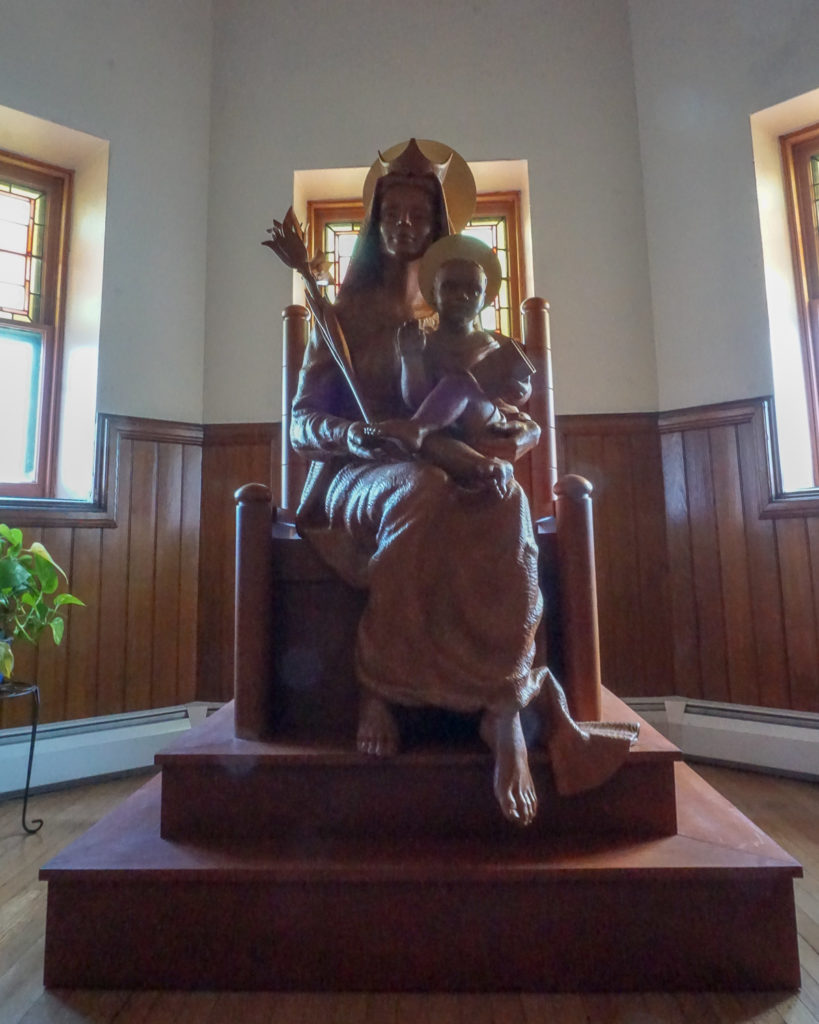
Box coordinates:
[377,138,452,184]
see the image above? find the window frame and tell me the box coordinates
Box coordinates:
[0,149,72,498]
[306,190,526,339]
[781,122,819,484]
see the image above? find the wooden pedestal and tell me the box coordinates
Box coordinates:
[40,691,801,992]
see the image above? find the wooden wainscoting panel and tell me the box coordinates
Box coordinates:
[709,425,758,707]
[151,443,184,711]
[629,428,674,695]
[557,413,672,700]
[178,444,202,705]
[683,429,730,704]
[35,528,73,723]
[63,527,103,722]
[125,440,160,712]
[660,432,703,700]
[735,414,790,708]
[0,416,203,729]
[97,436,134,718]
[599,433,645,692]
[197,424,280,704]
[776,517,819,712]
[659,396,819,713]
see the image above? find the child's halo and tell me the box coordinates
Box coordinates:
[418,235,503,311]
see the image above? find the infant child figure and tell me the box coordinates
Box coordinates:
[378,235,535,497]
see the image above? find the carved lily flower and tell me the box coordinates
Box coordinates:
[262,207,311,279]
[262,208,370,421]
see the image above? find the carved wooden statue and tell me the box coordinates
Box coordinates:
[262,138,638,826]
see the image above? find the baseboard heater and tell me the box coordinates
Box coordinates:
[625,696,819,780]
[0,702,220,799]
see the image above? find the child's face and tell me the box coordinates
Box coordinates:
[432,259,487,325]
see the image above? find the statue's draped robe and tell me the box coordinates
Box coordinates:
[291,295,544,715]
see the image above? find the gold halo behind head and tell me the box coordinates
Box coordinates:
[418,235,502,311]
[363,139,477,233]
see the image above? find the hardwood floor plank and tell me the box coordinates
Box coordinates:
[489,992,527,1023]
[99,990,163,1024]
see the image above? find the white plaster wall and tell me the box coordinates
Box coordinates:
[204,0,657,421]
[628,0,819,411]
[0,0,213,423]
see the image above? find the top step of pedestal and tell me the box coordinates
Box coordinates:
[156,690,682,844]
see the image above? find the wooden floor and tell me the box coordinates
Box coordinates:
[0,764,817,1023]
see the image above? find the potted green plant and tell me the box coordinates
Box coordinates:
[0,524,84,687]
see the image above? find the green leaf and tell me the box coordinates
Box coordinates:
[0,557,31,592]
[28,542,68,580]
[53,593,85,608]
[49,618,64,645]
[0,640,13,679]
[0,525,23,549]
[32,553,59,594]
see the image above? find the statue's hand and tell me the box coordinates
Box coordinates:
[347,421,413,460]
[347,421,383,458]
[474,416,541,463]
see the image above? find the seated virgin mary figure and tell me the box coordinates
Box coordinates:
[288,138,637,826]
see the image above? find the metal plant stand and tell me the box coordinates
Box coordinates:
[0,682,43,833]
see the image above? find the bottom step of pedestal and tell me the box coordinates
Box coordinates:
[40,763,801,991]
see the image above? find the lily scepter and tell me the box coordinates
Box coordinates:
[263,208,372,422]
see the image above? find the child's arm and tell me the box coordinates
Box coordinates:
[397,321,432,410]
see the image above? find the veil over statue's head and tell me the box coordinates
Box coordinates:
[338,139,477,299]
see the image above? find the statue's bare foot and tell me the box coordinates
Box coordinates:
[357,689,400,757]
[534,671,637,796]
[473,457,514,499]
[480,710,537,826]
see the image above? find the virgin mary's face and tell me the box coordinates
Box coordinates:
[378,183,437,261]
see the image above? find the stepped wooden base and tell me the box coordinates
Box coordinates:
[40,693,801,992]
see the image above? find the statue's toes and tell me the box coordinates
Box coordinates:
[497,781,538,827]
[499,790,521,824]
[357,727,398,758]
[520,785,538,826]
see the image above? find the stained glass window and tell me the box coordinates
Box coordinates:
[308,192,524,338]
[462,214,512,336]
[0,181,45,322]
